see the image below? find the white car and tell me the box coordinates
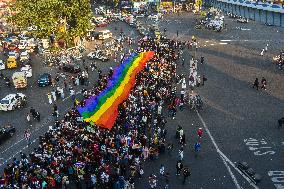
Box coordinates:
[20,51,29,62]
[8,51,19,59]
[20,65,32,77]
[0,93,27,111]
[135,14,145,18]
[0,60,5,70]
[87,51,109,62]
[87,52,97,59]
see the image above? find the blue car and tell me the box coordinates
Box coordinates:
[38,73,52,87]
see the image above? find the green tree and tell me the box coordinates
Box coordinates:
[9,0,92,47]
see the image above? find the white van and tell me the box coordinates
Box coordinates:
[98,30,112,40]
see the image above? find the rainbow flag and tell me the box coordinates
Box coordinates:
[77,51,155,129]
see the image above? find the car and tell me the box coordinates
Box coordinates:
[38,73,52,87]
[0,60,5,70]
[19,51,29,62]
[135,14,145,18]
[87,51,109,62]
[237,17,248,23]
[96,51,109,62]
[96,22,108,27]
[8,51,19,59]
[87,51,97,59]
[0,93,27,111]
[62,64,81,74]
[20,65,32,77]
[0,124,16,144]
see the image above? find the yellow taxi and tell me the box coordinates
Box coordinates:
[6,57,17,69]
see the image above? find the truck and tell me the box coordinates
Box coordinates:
[12,72,27,89]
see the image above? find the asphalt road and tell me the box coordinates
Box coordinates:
[1,11,284,189]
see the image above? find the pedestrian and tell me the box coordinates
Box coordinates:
[26,113,31,123]
[261,77,267,90]
[24,130,31,145]
[194,142,201,156]
[53,104,59,117]
[164,172,170,189]
[176,160,183,175]
[197,127,203,138]
[47,93,53,104]
[70,88,75,100]
[265,44,268,52]
[149,174,157,189]
[178,147,184,161]
[159,164,165,176]
[35,111,40,122]
[176,30,179,37]
[167,143,173,156]
[252,78,259,90]
[202,75,207,86]
[182,167,191,184]
[260,48,264,56]
[201,56,204,64]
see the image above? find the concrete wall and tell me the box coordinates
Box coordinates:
[208,0,284,27]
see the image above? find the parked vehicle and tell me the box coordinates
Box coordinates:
[12,72,27,89]
[87,51,109,62]
[0,124,16,144]
[0,60,5,70]
[19,51,29,62]
[20,65,32,78]
[0,93,27,111]
[38,73,52,87]
[8,51,19,59]
[6,57,17,69]
[98,30,112,40]
[237,17,249,23]
[61,64,81,74]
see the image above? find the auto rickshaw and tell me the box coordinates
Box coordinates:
[6,57,17,69]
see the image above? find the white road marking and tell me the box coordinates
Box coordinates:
[196,111,259,189]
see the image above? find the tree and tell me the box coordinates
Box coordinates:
[9,0,92,47]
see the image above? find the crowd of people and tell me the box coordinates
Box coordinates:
[0,33,195,189]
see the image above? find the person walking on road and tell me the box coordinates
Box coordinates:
[176,30,179,37]
[159,164,165,176]
[53,104,59,118]
[260,48,264,56]
[178,147,184,161]
[182,167,191,184]
[26,113,31,123]
[261,77,267,90]
[194,142,201,157]
[176,160,183,175]
[252,78,259,90]
[197,128,203,138]
[164,172,170,189]
[149,174,157,189]
[47,93,52,104]
[24,130,31,146]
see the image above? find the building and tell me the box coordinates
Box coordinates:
[207,0,284,27]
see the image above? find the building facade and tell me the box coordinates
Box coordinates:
[207,0,284,27]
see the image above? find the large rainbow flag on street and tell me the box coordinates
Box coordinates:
[77,51,155,129]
